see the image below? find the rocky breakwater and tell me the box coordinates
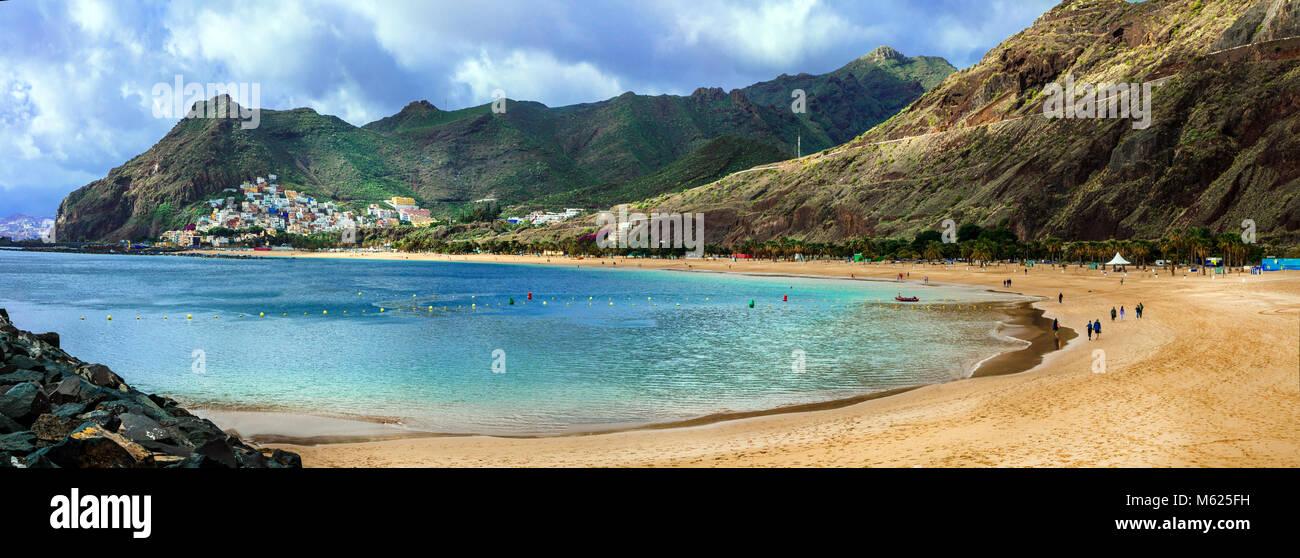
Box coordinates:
[0,308,301,468]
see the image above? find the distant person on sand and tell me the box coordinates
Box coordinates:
[1058,292,1063,304]
[1120,306,1125,320]
[1052,318,1059,332]
[1111,307,1117,321]
[1093,319,1101,338]
[1087,320,1093,341]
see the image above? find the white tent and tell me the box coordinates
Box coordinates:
[1105,252,1131,266]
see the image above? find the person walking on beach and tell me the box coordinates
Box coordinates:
[1087,320,1093,341]
[1058,292,1063,304]
[1052,318,1059,332]
[1136,302,1144,319]
[1120,306,1125,320]
[1093,319,1101,339]
[1110,307,1117,321]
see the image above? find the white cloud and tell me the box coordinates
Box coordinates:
[162,1,332,84]
[657,0,872,68]
[451,49,626,108]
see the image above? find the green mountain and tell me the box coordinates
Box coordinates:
[55,49,955,241]
[584,0,1300,247]
[529,135,791,208]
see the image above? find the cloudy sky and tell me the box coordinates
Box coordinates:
[0,0,1060,218]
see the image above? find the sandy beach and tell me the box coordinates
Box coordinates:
[189,250,1300,467]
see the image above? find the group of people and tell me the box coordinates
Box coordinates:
[1001,278,1013,288]
[1086,302,1143,341]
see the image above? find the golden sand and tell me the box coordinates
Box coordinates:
[188,250,1300,467]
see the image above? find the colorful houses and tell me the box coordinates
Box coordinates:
[159,175,437,247]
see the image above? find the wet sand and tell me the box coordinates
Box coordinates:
[188,250,1300,467]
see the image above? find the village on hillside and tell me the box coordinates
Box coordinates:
[156,175,585,248]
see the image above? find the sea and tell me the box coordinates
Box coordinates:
[0,250,1028,435]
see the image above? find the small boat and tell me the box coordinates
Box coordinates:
[894,295,920,302]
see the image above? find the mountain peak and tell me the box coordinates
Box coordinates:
[862,45,906,63]
[401,100,440,113]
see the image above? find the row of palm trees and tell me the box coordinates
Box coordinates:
[364,222,1276,270]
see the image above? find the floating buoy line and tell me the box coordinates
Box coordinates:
[88,292,1000,323]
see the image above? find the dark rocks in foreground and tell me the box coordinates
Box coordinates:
[0,308,300,468]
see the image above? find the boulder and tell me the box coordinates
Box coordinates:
[108,391,170,422]
[0,382,51,424]
[193,439,237,468]
[79,364,125,390]
[168,416,229,449]
[31,413,81,442]
[7,354,46,373]
[0,414,23,435]
[0,431,37,454]
[118,413,175,446]
[76,410,122,432]
[22,452,60,468]
[0,370,43,384]
[34,332,59,348]
[48,376,94,404]
[30,423,154,468]
[269,449,303,468]
[51,402,86,417]
[234,446,268,468]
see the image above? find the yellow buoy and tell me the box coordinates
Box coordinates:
[80,317,85,320]
[259,312,264,317]
[107,316,112,321]
[187,314,192,320]
[380,308,385,313]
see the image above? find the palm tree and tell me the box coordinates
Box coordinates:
[923,241,944,263]
[1045,237,1063,267]
[1129,240,1150,267]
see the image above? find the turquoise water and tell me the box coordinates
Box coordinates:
[0,251,1023,435]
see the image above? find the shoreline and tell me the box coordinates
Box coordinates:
[164,249,1072,445]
